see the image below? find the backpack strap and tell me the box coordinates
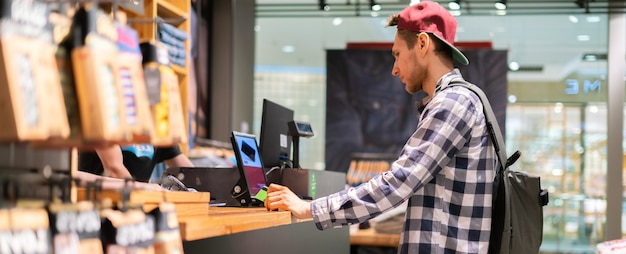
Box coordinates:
[447,79,509,173]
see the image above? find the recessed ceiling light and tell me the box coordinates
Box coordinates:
[568,16,578,23]
[332,17,343,26]
[369,0,381,11]
[577,35,590,41]
[282,45,295,53]
[508,61,520,71]
[586,16,600,23]
[494,1,507,10]
[508,95,517,103]
[582,53,607,61]
[583,54,596,61]
[449,1,461,10]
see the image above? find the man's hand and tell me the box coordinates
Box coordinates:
[264,184,312,219]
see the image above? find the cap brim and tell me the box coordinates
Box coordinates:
[431,33,469,65]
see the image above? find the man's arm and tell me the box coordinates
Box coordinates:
[95,145,133,179]
[164,153,194,168]
[74,171,163,191]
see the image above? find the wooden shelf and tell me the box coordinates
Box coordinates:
[131,0,190,154]
[157,1,188,21]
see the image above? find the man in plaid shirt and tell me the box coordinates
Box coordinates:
[265,1,498,253]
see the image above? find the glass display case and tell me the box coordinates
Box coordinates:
[506,103,612,253]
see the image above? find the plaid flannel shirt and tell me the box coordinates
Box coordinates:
[311,69,498,254]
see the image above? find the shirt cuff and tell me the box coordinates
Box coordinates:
[311,197,333,230]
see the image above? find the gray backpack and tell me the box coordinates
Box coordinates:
[450,80,549,254]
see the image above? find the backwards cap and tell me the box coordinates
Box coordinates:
[396,1,468,65]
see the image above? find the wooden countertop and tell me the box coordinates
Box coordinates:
[75,188,300,242]
[178,207,293,241]
[350,228,400,247]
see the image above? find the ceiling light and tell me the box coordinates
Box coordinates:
[508,61,520,71]
[582,53,607,61]
[332,17,343,26]
[586,16,600,23]
[282,45,295,53]
[577,35,590,41]
[449,0,461,10]
[369,0,381,11]
[319,0,330,11]
[494,0,507,10]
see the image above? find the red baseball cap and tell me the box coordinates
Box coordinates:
[396,1,469,65]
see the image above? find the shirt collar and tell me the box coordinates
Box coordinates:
[416,68,464,111]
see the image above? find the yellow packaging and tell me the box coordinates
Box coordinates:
[150,65,187,146]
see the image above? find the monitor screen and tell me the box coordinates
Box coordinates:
[259,99,294,169]
[231,132,267,198]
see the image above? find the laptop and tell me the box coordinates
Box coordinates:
[230,131,269,207]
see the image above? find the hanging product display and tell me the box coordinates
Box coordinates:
[141,41,187,146]
[149,202,184,254]
[70,5,129,142]
[115,13,155,143]
[100,208,156,253]
[48,201,103,254]
[0,207,52,253]
[0,0,70,142]
[49,11,85,145]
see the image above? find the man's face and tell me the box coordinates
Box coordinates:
[391,33,423,94]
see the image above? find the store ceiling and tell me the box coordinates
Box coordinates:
[255,0,625,81]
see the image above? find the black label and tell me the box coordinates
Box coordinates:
[115,215,155,247]
[0,228,50,253]
[143,67,162,105]
[50,209,101,239]
[0,0,52,42]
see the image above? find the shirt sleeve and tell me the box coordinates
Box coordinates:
[154,145,183,163]
[311,87,481,230]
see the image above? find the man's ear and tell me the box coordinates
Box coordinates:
[417,32,430,51]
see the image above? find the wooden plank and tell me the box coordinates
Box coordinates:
[178,209,292,241]
[350,228,400,247]
[76,188,211,204]
[179,223,229,241]
[228,212,292,233]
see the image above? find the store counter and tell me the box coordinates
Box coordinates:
[77,188,349,253]
[181,207,349,253]
[178,207,292,240]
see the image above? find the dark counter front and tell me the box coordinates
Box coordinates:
[183,220,350,254]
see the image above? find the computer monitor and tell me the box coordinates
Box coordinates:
[230,131,268,206]
[259,99,294,170]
